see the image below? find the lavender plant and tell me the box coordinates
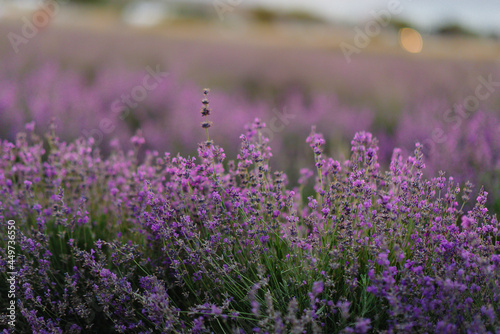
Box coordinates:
[0,61,499,212]
[0,91,499,333]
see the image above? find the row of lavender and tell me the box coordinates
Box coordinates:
[0,61,499,210]
[0,102,499,332]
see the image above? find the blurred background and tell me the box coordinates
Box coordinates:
[0,0,499,209]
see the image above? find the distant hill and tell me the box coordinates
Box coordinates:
[434,23,478,37]
[249,7,326,24]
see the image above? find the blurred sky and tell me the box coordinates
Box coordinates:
[247,0,500,34]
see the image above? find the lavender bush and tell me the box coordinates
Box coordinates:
[1,91,499,333]
[0,62,498,214]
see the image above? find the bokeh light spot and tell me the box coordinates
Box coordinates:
[399,28,423,53]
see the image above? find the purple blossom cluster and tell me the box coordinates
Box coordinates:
[0,93,499,332]
[0,61,498,212]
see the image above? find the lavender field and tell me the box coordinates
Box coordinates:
[0,10,500,333]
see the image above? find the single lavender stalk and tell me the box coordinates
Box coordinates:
[200,88,212,143]
[200,89,218,181]
[306,126,326,203]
